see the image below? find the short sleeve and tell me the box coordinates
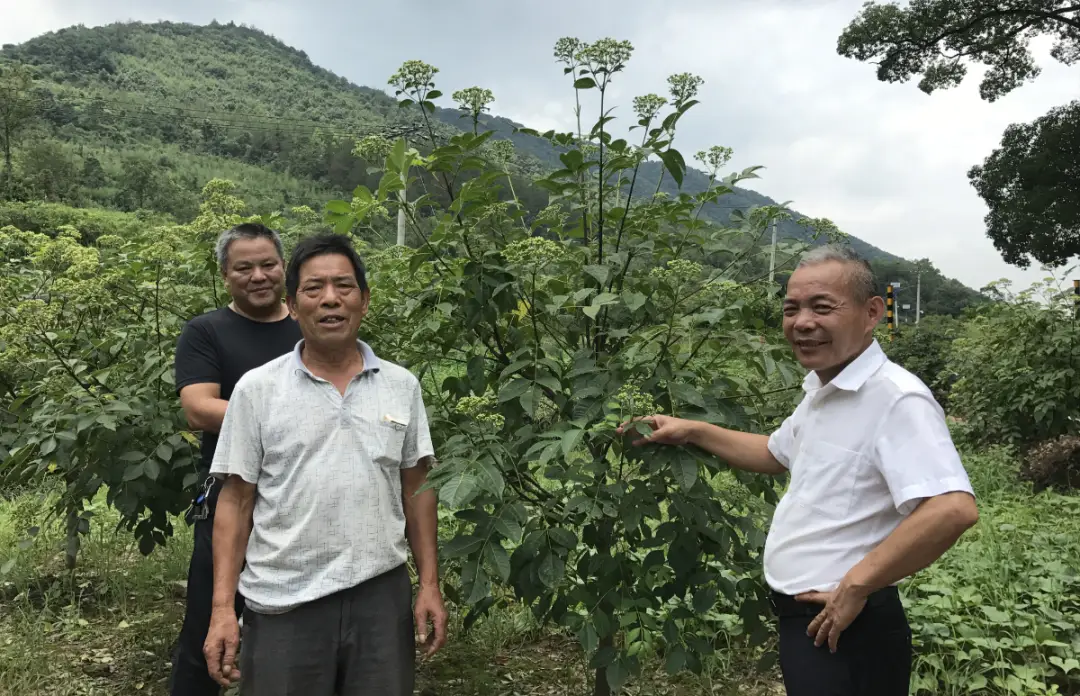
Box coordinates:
[874,393,974,515]
[209,377,263,484]
[767,396,807,470]
[401,379,434,469]
[175,319,220,394]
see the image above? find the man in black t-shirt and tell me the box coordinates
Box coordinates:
[169,223,302,696]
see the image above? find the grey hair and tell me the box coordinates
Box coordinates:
[796,244,877,302]
[215,223,284,271]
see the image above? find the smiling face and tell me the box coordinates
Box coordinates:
[222,237,285,316]
[286,252,370,351]
[782,260,885,382]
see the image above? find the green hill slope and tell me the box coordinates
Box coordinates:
[0,20,982,313]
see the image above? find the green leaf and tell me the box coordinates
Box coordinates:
[143,458,161,481]
[583,304,602,320]
[548,528,578,549]
[0,558,14,575]
[669,382,706,408]
[443,535,484,558]
[440,471,478,508]
[622,291,646,312]
[467,355,487,396]
[665,645,687,675]
[605,658,630,692]
[573,77,597,89]
[538,552,564,588]
[39,437,56,456]
[119,451,144,462]
[498,378,530,403]
[325,199,351,214]
[122,463,144,482]
[156,443,173,461]
[584,264,610,285]
[672,458,698,491]
[494,517,522,543]
[474,459,505,497]
[560,428,585,458]
[659,148,686,187]
[578,621,599,654]
[485,543,511,583]
[693,586,718,614]
[182,472,199,489]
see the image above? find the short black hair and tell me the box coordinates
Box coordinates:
[215,222,284,270]
[285,233,368,298]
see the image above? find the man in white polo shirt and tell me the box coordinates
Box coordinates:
[619,245,978,695]
[202,233,447,696]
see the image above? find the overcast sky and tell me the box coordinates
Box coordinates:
[3,0,1077,292]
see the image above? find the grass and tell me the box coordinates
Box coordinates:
[2,445,1077,695]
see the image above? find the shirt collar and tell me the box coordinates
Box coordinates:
[802,340,887,393]
[290,339,382,378]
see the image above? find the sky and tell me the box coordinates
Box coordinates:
[1,0,1077,292]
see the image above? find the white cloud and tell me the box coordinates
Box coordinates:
[2,0,1077,291]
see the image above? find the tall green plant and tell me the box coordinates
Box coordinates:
[329,40,817,695]
[0,180,293,565]
[947,277,1080,449]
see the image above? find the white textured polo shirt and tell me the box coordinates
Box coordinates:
[209,339,434,614]
[763,340,974,596]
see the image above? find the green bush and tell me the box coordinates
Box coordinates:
[883,314,961,404]
[946,279,1080,450]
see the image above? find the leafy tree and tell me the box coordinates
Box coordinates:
[838,1,1080,268]
[837,1,1080,102]
[0,62,37,171]
[329,42,814,696]
[968,100,1080,267]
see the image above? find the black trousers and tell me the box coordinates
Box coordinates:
[168,511,245,696]
[239,564,415,696]
[773,587,912,696]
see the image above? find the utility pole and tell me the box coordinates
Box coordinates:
[397,137,407,247]
[768,221,778,285]
[915,269,922,325]
[891,281,902,326]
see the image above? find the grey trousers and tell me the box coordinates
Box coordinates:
[239,564,415,696]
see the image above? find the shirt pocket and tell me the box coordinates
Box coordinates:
[792,440,863,520]
[370,414,409,468]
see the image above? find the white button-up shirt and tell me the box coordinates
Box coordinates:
[763,340,974,596]
[210,340,434,614]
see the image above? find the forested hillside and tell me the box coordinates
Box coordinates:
[0,20,982,313]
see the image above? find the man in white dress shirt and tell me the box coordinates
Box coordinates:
[202,233,447,696]
[619,245,978,695]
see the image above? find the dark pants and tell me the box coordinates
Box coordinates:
[169,512,244,696]
[239,564,415,696]
[773,587,912,696]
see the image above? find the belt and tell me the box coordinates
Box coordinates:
[769,586,900,618]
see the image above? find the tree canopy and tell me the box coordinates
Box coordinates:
[837,1,1080,102]
[969,99,1080,267]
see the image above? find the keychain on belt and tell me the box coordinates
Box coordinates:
[192,476,215,521]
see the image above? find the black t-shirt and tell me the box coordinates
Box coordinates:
[174,306,303,473]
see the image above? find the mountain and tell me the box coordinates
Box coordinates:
[0,20,981,312]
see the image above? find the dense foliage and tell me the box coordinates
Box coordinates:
[328,41,818,695]
[881,314,961,404]
[946,279,1080,450]
[968,100,1080,268]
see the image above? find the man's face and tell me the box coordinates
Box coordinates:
[286,253,370,349]
[222,237,285,312]
[782,261,883,378]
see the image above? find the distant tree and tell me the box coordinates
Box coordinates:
[21,140,79,202]
[0,62,37,171]
[968,100,1080,267]
[80,154,107,189]
[838,1,1080,268]
[837,1,1080,102]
